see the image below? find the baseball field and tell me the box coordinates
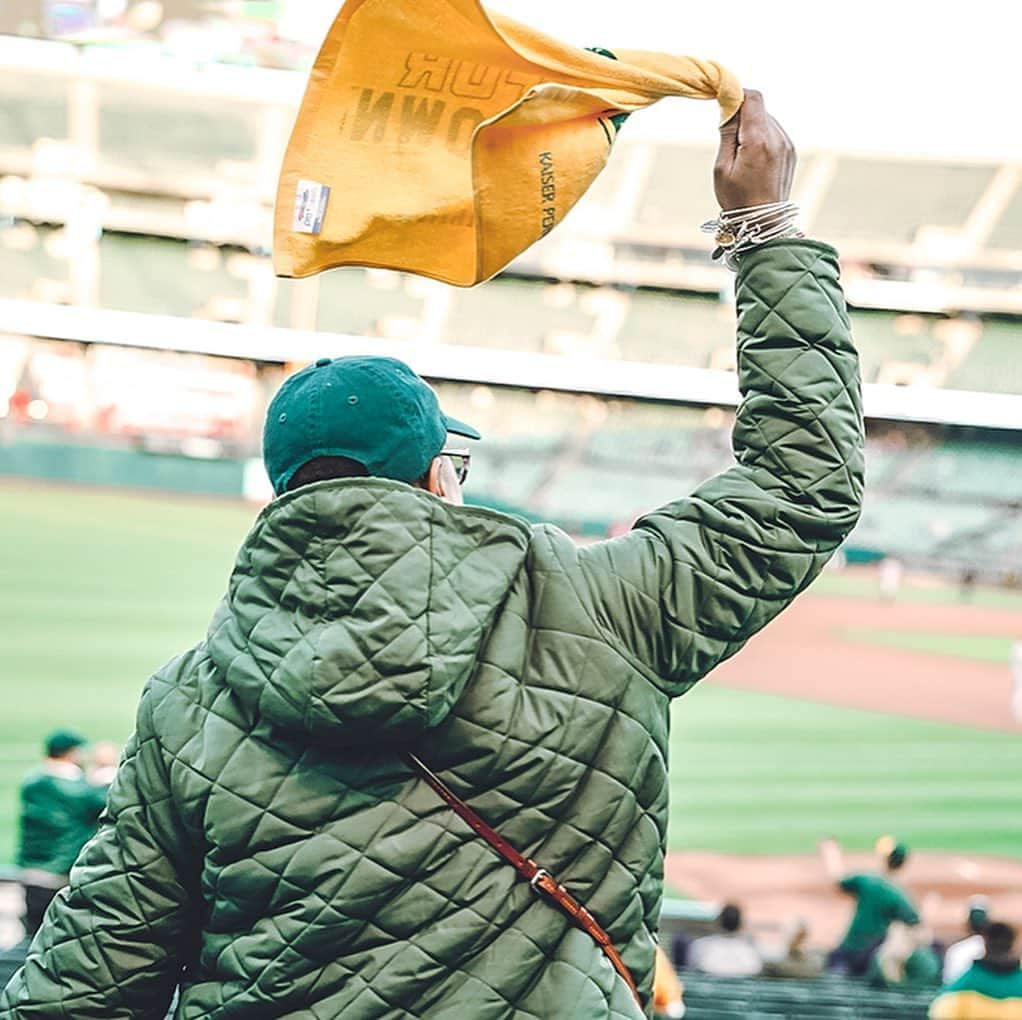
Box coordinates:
[2,478,1021,940]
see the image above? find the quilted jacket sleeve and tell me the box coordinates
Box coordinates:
[574,239,864,694]
[0,683,198,1019]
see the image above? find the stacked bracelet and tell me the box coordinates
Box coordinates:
[700,201,803,270]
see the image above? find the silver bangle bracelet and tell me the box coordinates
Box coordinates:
[701,202,803,270]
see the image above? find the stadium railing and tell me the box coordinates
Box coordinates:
[679,973,934,1020]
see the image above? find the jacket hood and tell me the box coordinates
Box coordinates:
[207,479,530,744]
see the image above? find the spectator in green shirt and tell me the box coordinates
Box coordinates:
[930,922,1022,1019]
[820,836,921,976]
[16,730,111,937]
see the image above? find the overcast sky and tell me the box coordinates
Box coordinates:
[298,0,1016,160]
[491,0,1018,160]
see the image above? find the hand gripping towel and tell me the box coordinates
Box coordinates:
[274,0,742,287]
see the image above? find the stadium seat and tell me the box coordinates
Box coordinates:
[986,180,1022,251]
[634,145,717,235]
[846,311,942,385]
[97,84,259,180]
[618,289,734,366]
[897,441,1022,502]
[946,320,1022,394]
[0,72,67,150]
[315,267,425,339]
[811,158,995,244]
[0,224,67,300]
[852,494,994,559]
[98,234,247,319]
[440,277,599,354]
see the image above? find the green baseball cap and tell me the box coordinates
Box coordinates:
[263,355,480,494]
[888,842,909,868]
[45,729,87,758]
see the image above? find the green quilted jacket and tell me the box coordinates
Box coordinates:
[1,240,864,1020]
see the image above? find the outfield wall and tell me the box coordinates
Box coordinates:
[0,435,248,498]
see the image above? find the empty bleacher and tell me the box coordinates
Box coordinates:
[0,224,65,301]
[315,268,426,339]
[851,494,995,561]
[617,288,734,367]
[11,224,1019,396]
[842,311,944,386]
[0,69,66,151]
[439,278,601,354]
[633,144,717,237]
[946,319,1022,394]
[986,179,1022,252]
[465,415,1022,574]
[99,234,247,319]
[895,441,1022,502]
[96,84,260,182]
[811,158,995,245]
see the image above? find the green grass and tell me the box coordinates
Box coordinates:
[811,568,1022,611]
[669,685,1022,857]
[839,627,1015,664]
[0,481,255,865]
[2,479,1021,868]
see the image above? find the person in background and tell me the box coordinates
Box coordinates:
[16,731,110,937]
[88,741,121,787]
[944,897,990,985]
[878,557,904,601]
[869,920,940,990]
[820,835,921,976]
[687,904,764,978]
[930,922,1022,1020]
[763,917,825,980]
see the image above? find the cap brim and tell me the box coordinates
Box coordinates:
[444,414,481,441]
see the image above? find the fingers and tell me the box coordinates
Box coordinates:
[713,88,798,209]
[735,89,768,147]
[717,105,741,171]
[769,115,797,195]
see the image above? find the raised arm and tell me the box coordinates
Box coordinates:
[571,92,865,693]
[1,682,198,1018]
[819,837,848,886]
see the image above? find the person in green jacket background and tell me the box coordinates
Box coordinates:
[930,922,1022,1020]
[16,730,109,937]
[821,835,921,977]
[1,91,865,1020]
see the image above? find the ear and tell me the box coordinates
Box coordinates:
[426,457,444,498]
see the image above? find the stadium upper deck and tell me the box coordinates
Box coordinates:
[1,35,1021,306]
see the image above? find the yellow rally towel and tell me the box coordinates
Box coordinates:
[274,0,742,287]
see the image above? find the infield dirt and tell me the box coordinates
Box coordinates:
[665,849,1022,947]
[711,588,1020,732]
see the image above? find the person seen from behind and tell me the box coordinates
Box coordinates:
[2,92,864,1019]
[15,731,110,938]
[687,904,764,978]
[930,922,1022,1020]
[821,835,921,977]
[944,897,990,985]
